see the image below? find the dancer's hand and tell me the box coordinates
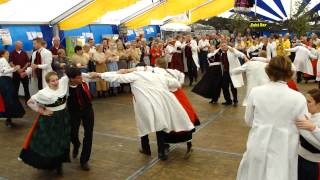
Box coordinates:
[89,72,98,78]
[31,64,38,70]
[38,107,53,116]
[296,115,316,131]
[118,69,128,74]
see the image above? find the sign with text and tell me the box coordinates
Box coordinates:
[249,21,268,29]
[0,29,12,45]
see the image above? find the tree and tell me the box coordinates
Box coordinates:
[287,1,311,37]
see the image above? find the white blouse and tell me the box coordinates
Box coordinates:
[0,57,16,77]
[299,113,320,162]
[28,76,69,112]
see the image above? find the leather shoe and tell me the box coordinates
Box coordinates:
[80,163,90,171]
[139,149,151,156]
[222,102,232,105]
[158,153,168,161]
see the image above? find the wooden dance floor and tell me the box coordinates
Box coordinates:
[0,82,316,180]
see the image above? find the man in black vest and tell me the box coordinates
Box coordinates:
[66,68,94,171]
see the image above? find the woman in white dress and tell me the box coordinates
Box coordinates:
[236,56,308,180]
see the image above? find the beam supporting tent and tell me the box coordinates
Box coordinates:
[160,23,191,32]
[185,0,234,24]
[124,0,207,29]
[59,0,139,30]
[49,0,94,27]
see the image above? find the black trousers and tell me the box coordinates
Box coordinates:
[297,71,303,83]
[13,75,30,102]
[222,72,237,103]
[141,131,165,154]
[187,57,198,84]
[199,50,209,73]
[298,155,319,180]
[70,106,94,164]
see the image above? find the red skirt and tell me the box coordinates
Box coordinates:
[22,114,40,149]
[287,80,299,91]
[173,88,200,126]
[0,95,5,113]
[170,53,184,72]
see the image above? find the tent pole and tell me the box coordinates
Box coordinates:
[254,0,257,17]
[290,0,292,19]
[49,0,94,26]
[52,25,60,37]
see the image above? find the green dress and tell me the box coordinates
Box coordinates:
[19,77,71,170]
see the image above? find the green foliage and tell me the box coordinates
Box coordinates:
[287,1,311,36]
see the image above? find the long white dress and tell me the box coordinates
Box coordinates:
[27,48,53,95]
[227,48,246,88]
[137,66,184,92]
[99,71,194,137]
[285,46,317,75]
[310,48,320,81]
[236,82,308,180]
[231,60,269,106]
[191,39,200,69]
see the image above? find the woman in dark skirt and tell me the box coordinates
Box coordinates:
[0,50,25,128]
[296,89,320,180]
[19,72,71,175]
[192,47,223,103]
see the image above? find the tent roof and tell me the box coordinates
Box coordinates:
[0,0,83,24]
[98,0,158,25]
[0,0,319,29]
[58,0,139,30]
[218,0,320,22]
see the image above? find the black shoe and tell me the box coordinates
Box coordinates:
[56,164,63,176]
[158,153,168,161]
[139,149,151,156]
[209,100,217,104]
[189,81,193,87]
[233,101,238,106]
[72,144,80,159]
[80,163,90,171]
[5,119,14,128]
[222,102,232,106]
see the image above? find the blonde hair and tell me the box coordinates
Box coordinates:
[155,57,168,69]
[265,56,293,82]
[45,71,58,83]
[259,50,267,58]
[57,49,65,56]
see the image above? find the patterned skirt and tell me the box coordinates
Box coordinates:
[19,109,71,170]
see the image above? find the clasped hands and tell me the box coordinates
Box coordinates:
[296,115,317,132]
